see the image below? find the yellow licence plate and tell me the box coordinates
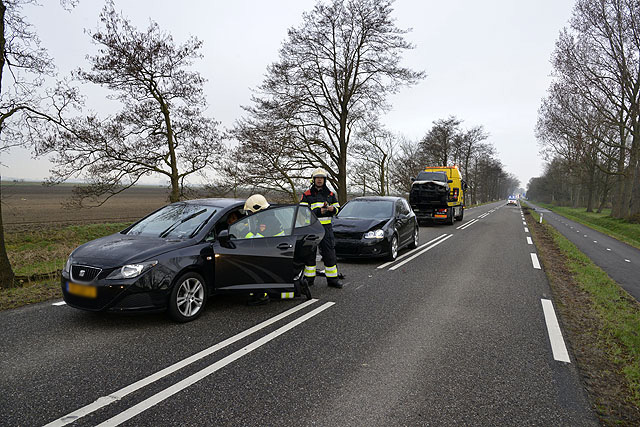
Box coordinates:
[68,282,97,298]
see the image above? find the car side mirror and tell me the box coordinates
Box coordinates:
[217,229,232,248]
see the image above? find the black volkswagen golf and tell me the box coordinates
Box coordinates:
[61,199,325,322]
[333,196,419,261]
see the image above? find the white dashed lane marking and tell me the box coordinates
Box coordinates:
[626,259,631,263]
[52,301,66,306]
[524,227,529,233]
[530,253,541,269]
[527,237,533,245]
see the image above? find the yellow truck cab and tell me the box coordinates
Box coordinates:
[409,166,467,225]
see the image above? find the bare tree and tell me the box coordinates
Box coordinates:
[42,1,222,206]
[0,0,80,288]
[419,116,461,166]
[238,0,424,203]
[548,0,640,218]
[349,120,395,196]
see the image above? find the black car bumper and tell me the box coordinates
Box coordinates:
[335,239,390,258]
[61,273,170,313]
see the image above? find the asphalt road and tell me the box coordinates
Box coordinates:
[526,201,640,302]
[0,201,597,426]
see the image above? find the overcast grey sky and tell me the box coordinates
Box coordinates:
[1,0,576,189]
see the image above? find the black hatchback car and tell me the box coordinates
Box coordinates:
[61,199,325,322]
[333,196,419,261]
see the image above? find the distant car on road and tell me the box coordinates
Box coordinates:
[507,196,518,206]
[61,199,324,322]
[333,196,419,261]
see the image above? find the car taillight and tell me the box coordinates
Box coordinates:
[436,208,447,213]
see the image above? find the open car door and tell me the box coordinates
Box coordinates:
[213,205,299,291]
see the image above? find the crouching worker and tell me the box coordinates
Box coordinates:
[243,194,271,305]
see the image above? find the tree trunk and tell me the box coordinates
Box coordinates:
[0,182,15,289]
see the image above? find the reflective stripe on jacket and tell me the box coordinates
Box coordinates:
[299,185,340,225]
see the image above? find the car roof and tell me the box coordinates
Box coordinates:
[348,196,402,202]
[181,198,245,208]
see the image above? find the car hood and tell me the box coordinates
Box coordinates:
[70,233,193,267]
[333,218,390,233]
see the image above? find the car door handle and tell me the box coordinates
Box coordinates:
[277,243,292,250]
[304,235,319,241]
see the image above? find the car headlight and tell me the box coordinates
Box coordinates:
[364,229,385,239]
[107,261,158,280]
[63,255,73,274]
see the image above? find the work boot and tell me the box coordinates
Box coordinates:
[327,278,343,289]
[247,292,269,306]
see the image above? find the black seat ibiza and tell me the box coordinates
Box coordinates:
[61,199,324,322]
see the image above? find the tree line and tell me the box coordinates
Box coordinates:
[533,0,640,220]
[0,0,515,288]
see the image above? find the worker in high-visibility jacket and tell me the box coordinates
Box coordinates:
[299,168,343,288]
[243,194,272,304]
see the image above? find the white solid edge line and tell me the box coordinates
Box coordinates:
[44,299,320,427]
[526,237,533,245]
[52,301,66,306]
[377,234,447,269]
[531,253,541,269]
[456,218,478,230]
[541,299,571,363]
[97,302,336,427]
[389,234,453,271]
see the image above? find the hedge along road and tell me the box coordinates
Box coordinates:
[0,201,596,426]
[526,201,640,302]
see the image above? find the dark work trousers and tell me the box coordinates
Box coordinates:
[304,224,338,282]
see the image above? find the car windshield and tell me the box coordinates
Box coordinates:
[337,200,393,219]
[416,171,448,182]
[126,204,217,238]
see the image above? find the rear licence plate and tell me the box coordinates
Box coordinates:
[67,282,97,298]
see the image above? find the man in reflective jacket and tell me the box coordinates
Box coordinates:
[299,168,343,288]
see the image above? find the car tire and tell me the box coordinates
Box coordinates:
[168,272,207,323]
[408,225,419,249]
[386,234,399,261]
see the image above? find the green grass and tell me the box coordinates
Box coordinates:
[0,278,61,310]
[5,222,131,280]
[533,202,640,250]
[547,224,640,406]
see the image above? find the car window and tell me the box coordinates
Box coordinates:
[396,200,409,215]
[126,204,217,239]
[402,199,412,213]
[295,206,314,228]
[229,206,296,239]
[337,201,393,219]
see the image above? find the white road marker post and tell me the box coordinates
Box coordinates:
[540,213,543,224]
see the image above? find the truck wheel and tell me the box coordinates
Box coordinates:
[455,207,464,221]
[448,208,455,225]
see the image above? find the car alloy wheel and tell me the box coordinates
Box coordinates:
[408,225,419,249]
[169,272,207,322]
[387,235,399,261]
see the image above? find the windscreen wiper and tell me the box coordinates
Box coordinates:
[189,210,217,238]
[159,209,207,238]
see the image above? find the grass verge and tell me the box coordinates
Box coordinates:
[532,201,640,250]
[2,222,131,310]
[523,204,640,424]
